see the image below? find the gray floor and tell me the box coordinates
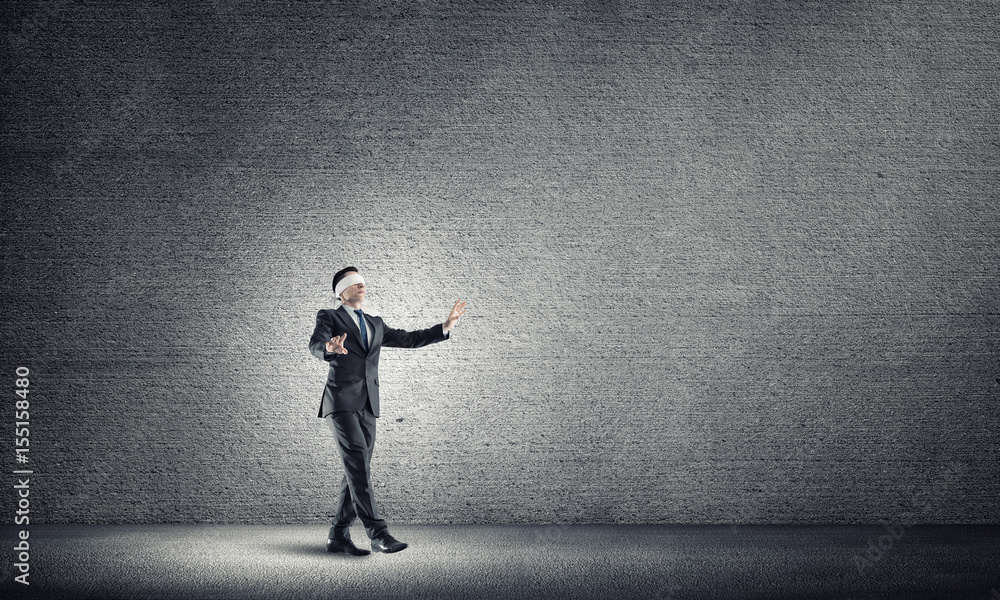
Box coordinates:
[2,525,998,599]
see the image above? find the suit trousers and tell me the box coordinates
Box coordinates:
[325,406,388,540]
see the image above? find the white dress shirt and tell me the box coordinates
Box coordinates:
[339,304,373,348]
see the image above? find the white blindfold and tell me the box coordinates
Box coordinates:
[335,273,365,297]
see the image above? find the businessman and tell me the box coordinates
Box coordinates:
[309,266,466,555]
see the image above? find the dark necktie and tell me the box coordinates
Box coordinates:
[354,309,369,351]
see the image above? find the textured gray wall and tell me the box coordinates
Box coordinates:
[2,0,998,524]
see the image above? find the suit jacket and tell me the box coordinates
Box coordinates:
[309,306,448,418]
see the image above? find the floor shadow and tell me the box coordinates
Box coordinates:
[276,541,377,559]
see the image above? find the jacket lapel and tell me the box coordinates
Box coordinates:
[334,306,367,351]
[370,317,383,350]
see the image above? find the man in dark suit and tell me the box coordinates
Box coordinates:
[309,266,466,555]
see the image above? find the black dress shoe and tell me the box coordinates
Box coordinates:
[326,536,371,556]
[370,532,408,553]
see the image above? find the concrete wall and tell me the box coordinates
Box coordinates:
[2,0,998,524]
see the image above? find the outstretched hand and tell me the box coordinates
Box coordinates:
[325,333,349,354]
[443,300,467,332]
